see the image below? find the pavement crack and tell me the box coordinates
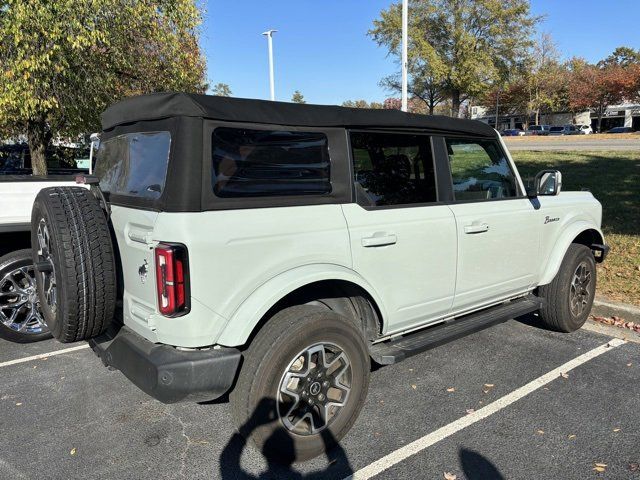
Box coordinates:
[165,410,192,479]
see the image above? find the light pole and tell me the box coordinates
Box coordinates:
[262,29,277,101]
[401,0,408,112]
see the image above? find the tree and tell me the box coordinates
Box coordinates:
[369,0,539,117]
[341,100,384,109]
[212,83,232,97]
[569,64,632,132]
[0,0,206,175]
[599,46,640,68]
[291,91,306,104]
[380,67,447,114]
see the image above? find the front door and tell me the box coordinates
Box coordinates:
[444,138,540,313]
[342,131,457,334]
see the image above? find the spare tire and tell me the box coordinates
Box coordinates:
[31,187,117,343]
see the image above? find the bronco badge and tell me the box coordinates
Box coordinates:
[544,216,560,224]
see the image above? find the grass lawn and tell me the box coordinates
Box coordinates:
[511,150,640,306]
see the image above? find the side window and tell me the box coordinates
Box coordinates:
[445,139,519,201]
[350,132,437,206]
[211,128,331,198]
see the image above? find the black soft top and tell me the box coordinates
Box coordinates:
[101,92,495,137]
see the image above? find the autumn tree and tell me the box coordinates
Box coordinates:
[369,0,539,117]
[291,91,306,104]
[569,65,632,132]
[0,0,206,175]
[599,46,640,68]
[212,83,232,97]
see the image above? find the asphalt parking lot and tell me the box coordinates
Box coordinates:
[1,317,638,480]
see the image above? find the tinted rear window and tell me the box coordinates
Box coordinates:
[211,128,331,197]
[95,132,171,199]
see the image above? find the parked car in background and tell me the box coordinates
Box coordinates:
[607,126,634,134]
[549,125,578,136]
[525,125,551,136]
[0,140,96,343]
[576,124,593,135]
[501,129,526,137]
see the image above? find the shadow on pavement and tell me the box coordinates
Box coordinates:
[459,448,505,480]
[219,397,353,479]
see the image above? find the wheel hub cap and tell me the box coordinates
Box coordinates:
[277,342,352,436]
[0,264,47,334]
[570,261,592,316]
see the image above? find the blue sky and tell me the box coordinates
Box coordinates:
[200,0,640,105]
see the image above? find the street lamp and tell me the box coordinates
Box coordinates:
[401,0,408,112]
[261,29,277,101]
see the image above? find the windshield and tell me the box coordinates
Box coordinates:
[95,131,171,199]
[550,127,564,132]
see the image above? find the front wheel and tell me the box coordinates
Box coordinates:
[538,244,597,332]
[0,249,51,343]
[230,305,370,462]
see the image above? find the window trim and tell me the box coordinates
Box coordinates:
[443,136,525,204]
[347,128,442,210]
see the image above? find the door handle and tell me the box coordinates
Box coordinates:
[464,223,490,234]
[361,232,397,247]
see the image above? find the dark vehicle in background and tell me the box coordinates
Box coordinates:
[607,126,634,134]
[525,125,551,136]
[549,125,578,136]
[501,129,525,137]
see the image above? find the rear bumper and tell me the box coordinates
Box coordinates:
[89,326,242,404]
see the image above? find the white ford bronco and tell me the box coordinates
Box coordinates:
[30,93,609,461]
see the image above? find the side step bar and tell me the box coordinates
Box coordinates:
[370,296,542,365]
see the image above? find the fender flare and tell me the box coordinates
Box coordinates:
[214,264,387,347]
[539,221,604,285]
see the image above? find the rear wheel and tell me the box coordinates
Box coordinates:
[31,187,117,343]
[0,249,50,343]
[230,305,370,462]
[538,244,596,332]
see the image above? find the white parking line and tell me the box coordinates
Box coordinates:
[0,344,90,369]
[345,338,626,480]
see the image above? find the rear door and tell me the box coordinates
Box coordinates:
[341,131,457,334]
[443,137,540,313]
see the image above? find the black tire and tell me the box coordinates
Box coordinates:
[31,187,117,343]
[538,244,596,332]
[230,305,370,462]
[0,249,51,343]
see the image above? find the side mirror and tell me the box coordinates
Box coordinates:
[534,170,562,196]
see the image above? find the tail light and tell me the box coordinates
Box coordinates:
[155,243,190,317]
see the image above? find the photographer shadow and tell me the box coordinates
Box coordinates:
[219,397,354,479]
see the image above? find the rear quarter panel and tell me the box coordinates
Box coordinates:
[150,204,352,347]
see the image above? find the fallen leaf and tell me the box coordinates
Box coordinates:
[15,403,22,406]
[409,368,414,372]
[484,384,494,388]
[443,473,457,480]
[466,409,475,414]
[568,434,576,439]
[595,463,607,468]
[446,387,455,392]
[536,430,545,435]
[411,384,417,390]
[613,428,621,432]
[560,372,569,379]
[483,389,490,394]
[593,466,605,473]
[629,463,639,472]
[70,448,77,456]
[628,363,633,367]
